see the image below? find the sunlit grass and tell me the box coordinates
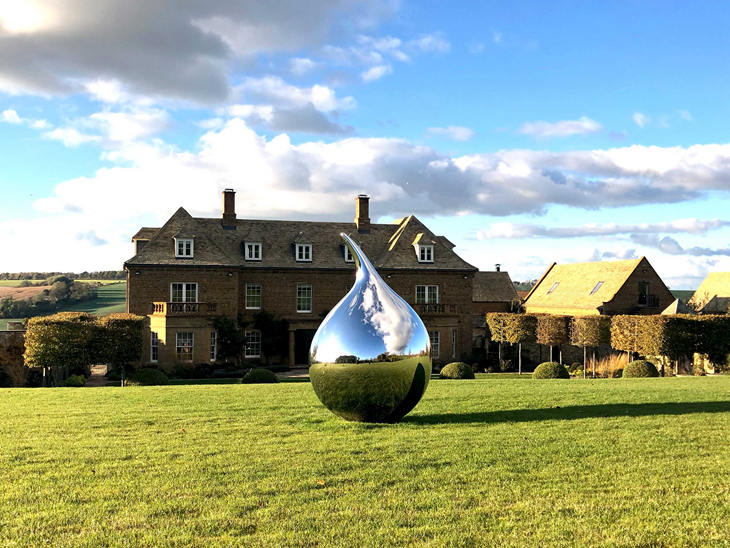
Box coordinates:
[0,376,728,546]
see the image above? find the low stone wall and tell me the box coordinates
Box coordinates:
[0,330,25,368]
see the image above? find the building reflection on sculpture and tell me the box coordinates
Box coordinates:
[309,233,432,423]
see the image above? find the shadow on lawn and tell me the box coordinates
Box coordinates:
[404,401,730,425]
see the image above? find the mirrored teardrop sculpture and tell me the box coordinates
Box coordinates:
[309,233,432,423]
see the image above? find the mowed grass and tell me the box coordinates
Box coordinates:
[1,377,729,547]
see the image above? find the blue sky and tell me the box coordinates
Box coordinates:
[1,0,730,288]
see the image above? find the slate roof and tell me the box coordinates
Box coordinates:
[125,208,477,271]
[523,257,648,313]
[473,271,519,302]
[688,272,730,313]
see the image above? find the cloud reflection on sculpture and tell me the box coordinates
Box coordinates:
[309,233,431,423]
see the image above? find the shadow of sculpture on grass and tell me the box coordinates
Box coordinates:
[403,401,730,425]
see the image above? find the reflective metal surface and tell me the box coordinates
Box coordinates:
[309,233,431,423]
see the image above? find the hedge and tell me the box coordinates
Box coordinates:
[24,312,97,378]
[439,362,474,379]
[485,313,537,374]
[623,360,659,378]
[536,315,570,347]
[570,316,611,348]
[95,313,144,375]
[532,362,570,379]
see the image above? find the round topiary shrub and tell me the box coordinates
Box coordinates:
[439,362,474,379]
[64,374,87,387]
[241,368,279,384]
[623,360,659,378]
[532,362,570,379]
[125,368,169,386]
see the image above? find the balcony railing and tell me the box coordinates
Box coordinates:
[152,302,218,316]
[637,295,659,307]
[418,303,458,315]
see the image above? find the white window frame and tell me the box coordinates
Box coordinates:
[170,282,198,303]
[245,242,262,261]
[210,331,217,362]
[415,285,439,304]
[296,283,312,313]
[344,245,354,263]
[175,238,194,258]
[176,331,194,362]
[418,245,434,263]
[429,330,440,358]
[245,329,262,358]
[150,332,159,363]
[245,283,262,310]
[295,243,312,262]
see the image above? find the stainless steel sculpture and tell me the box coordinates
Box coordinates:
[309,233,432,422]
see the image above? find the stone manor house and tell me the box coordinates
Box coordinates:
[125,190,478,368]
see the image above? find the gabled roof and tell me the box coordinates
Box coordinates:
[473,272,519,302]
[125,211,477,271]
[688,272,730,313]
[661,299,694,315]
[523,257,646,313]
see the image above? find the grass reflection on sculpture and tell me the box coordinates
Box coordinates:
[309,233,432,423]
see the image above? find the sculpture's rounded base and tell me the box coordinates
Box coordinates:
[310,357,431,423]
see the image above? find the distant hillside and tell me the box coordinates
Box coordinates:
[671,289,695,304]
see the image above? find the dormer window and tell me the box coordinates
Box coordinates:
[418,245,434,263]
[175,238,194,258]
[245,242,262,261]
[344,245,354,263]
[296,243,312,262]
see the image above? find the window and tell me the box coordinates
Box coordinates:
[415,285,439,304]
[296,243,312,262]
[175,238,194,258]
[429,330,440,358]
[344,245,354,263]
[150,332,159,363]
[638,281,650,305]
[547,281,560,294]
[176,331,193,361]
[210,331,217,362]
[418,245,434,263]
[245,242,262,261]
[171,282,198,303]
[297,283,312,313]
[452,328,457,358]
[590,281,604,295]
[245,283,262,309]
[245,330,262,358]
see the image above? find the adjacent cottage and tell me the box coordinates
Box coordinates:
[522,257,674,316]
[687,272,730,314]
[125,191,477,367]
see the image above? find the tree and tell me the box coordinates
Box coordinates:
[252,310,289,363]
[212,315,247,364]
[95,314,144,385]
[570,316,610,377]
[486,313,537,374]
[536,315,570,364]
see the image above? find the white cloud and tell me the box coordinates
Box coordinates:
[478,219,730,239]
[426,126,476,141]
[89,108,169,142]
[290,57,318,75]
[519,116,602,138]
[361,64,392,82]
[408,33,450,53]
[236,76,355,112]
[633,111,650,128]
[1,109,22,123]
[42,127,101,147]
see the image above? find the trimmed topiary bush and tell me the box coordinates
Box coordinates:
[125,368,169,386]
[532,362,570,379]
[439,362,474,379]
[64,374,87,387]
[241,368,279,384]
[623,360,659,378]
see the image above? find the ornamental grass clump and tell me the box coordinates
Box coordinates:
[532,362,570,379]
[623,360,659,378]
[241,368,279,384]
[439,362,474,379]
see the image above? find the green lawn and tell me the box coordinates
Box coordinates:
[1,377,728,546]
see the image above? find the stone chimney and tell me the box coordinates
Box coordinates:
[222,188,236,228]
[355,194,370,233]
[495,264,501,272]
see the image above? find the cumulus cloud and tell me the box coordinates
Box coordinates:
[42,127,101,147]
[426,126,476,141]
[519,116,602,138]
[408,33,450,53]
[630,235,730,257]
[235,76,355,112]
[1,108,50,128]
[290,57,318,75]
[0,0,391,103]
[89,108,169,142]
[9,120,730,270]
[361,64,392,82]
[633,112,650,128]
[478,219,730,239]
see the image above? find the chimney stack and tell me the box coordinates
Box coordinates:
[355,194,370,233]
[222,188,236,229]
[495,264,501,272]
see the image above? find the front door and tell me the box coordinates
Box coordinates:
[295,329,317,365]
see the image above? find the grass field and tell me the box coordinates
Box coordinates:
[1,376,728,546]
[0,279,123,287]
[0,282,126,330]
